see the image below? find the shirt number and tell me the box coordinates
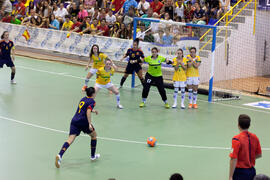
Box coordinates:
[78,101,85,113]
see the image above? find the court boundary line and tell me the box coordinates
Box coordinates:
[1,115,270,151]
[16,65,270,114]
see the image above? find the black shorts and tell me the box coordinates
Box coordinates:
[69,123,95,136]
[125,63,142,74]
[233,167,256,180]
[0,59,15,68]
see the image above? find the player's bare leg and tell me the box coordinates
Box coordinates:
[137,70,144,86]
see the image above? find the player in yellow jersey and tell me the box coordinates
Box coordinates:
[82,44,116,91]
[94,59,123,109]
[172,49,188,109]
[186,47,201,109]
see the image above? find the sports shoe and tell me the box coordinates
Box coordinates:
[55,154,62,168]
[193,104,198,109]
[117,104,123,109]
[181,103,185,109]
[82,85,87,91]
[10,80,16,84]
[139,102,145,108]
[188,104,193,109]
[91,154,100,161]
[165,103,170,109]
[172,102,177,108]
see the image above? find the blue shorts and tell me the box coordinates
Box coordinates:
[69,123,95,136]
[233,167,256,180]
[125,63,142,74]
[0,59,15,68]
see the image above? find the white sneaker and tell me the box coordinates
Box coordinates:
[117,104,123,109]
[181,104,185,109]
[55,154,62,168]
[91,154,100,161]
[11,80,16,84]
[172,103,177,108]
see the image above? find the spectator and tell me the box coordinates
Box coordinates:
[91,7,100,20]
[84,0,97,8]
[136,25,146,40]
[36,16,45,28]
[192,2,206,25]
[254,174,270,180]
[217,0,231,19]
[78,4,88,22]
[123,6,135,26]
[70,16,82,32]
[1,0,12,18]
[120,0,138,15]
[10,14,22,24]
[61,15,74,31]
[118,23,128,39]
[28,16,38,27]
[80,16,92,34]
[162,28,173,45]
[21,9,37,25]
[49,14,60,30]
[98,8,107,21]
[144,29,154,42]
[138,0,150,16]
[68,3,80,17]
[150,12,159,32]
[184,1,194,22]
[90,18,99,35]
[141,8,153,28]
[170,173,183,180]
[126,22,133,39]
[150,0,163,15]
[229,114,262,180]
[52,2,58,16]
[110,23,119,37]
[42,1,52,18]
[110,0,125,13]
[174,0,184,22]
[105,9,116,28]
[26,1,36,16]
[51,0,61,6]
[15,0,26,18]
[55,3,69,22]
[153,29,164,44]
[161,0,174,20]
[97,18,109,36]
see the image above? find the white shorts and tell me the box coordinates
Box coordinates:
[89,68,98,74]
[173,81,186,88]
[187,77,200,85]
[95,82,113,89]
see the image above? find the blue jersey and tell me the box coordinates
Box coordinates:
[126,48,144,64]
[71,97,96,125]
[0,40,14,61]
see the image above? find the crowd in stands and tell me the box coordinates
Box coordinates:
[0,0,232,44]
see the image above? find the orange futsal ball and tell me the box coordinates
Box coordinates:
[147,137,157,147]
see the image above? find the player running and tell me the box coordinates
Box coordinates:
[82,44,115,91]
[186,47,201,109]
[0,31,16,84]
[55,87,100,168]
[172,48,188,109]
[139,47,171,109]
[120,38,145,87]
[94,59,123,109]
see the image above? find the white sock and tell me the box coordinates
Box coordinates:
[142,98,146,103]
[188,89,193,104]
[173,88,178,104]
[181,87,185,105]
[116,94,120,105]
[193,91,198,104]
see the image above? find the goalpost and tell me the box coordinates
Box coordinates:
[131,17,217,102]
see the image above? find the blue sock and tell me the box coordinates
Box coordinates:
[142,98,146,103]
[59,142,70,158]
[85,79,89,86]
[91,139,97,157]
[116,94,120,105]
[181,88,185,105]
[188,89,193,104]
[193,91,198,104]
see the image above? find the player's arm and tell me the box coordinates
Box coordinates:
[192,58,201,68]
[86,56,93,70]
[174,61,180,71]
[120,51,128,62]
[181,61,187,70]
[86,109,97,131]
[229,158,237,180]
[106,57,117,70]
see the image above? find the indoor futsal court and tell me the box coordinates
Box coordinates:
[0,56,269,180]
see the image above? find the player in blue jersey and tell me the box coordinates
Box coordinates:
[55,87,100,168]
[120,38,145,87]
[0,31,16,84]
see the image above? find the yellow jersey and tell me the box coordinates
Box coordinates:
[91,53,108,69]
[186,55,201,77]
[96,67,114,85]
[172,57,188,82]
[62,21,74,31]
